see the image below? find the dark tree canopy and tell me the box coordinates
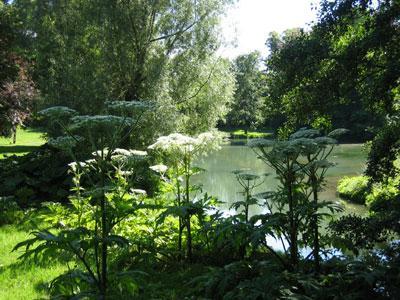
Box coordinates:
[262,0,399,140]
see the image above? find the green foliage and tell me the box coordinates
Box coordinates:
[38,106,78,138]
[149,131,224,261]
[337,175,369,204]
[0,2,20,84]
[248,128,345,271]
[330,214,389,254]
[311,115,333,134]
[14,0,235,139]
[2,1,400,298]
[366,119,400,182]
[230,170,265,223]
[0,3,38,141]
[263,0,399,141]
[229,129,272,139]
[0,196,23,225]
[0,145,72,207]
[331,175,400,254]
[13,107,155,298]
[192,256,395,299]
[366,175,400,207]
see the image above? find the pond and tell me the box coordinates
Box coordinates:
[195,141,368,217]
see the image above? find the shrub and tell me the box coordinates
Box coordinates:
[337,175,369,204]
[0,196,24,225]
[0,145,72,208]
[366,175,400,208]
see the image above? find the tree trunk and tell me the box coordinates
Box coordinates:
[12,128,17,144]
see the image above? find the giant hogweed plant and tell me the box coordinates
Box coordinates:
[216,171,267,260]
[231,170,266,223]
[248,128,347,271]
[14,102,152,299]
[148,132,224,262]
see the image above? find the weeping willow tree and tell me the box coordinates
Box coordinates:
[13,0,235,139]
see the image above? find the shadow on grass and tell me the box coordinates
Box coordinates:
[0,258,64,298]
[0,145,40,155]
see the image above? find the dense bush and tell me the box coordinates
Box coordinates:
[0,196,24,225]
[0,146,159,210]
[337,175,370,204]
[192,258,390,300]
[0,145,72,208]
[366,175,400,207]
[331,175,400,255]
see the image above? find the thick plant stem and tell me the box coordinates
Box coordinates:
[186,216,192,262]
[100,172,107,299]
[176,176,183,259]
[184,156,192,262]
[185,171,192,262]
[311,175,320,273]
[245,187,250,223]
[287,174,298,269]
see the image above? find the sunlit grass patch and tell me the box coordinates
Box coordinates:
[0,128,46,158]
[229,129,273,139]
[0,225,66,300]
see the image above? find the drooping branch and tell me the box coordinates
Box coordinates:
[175,58,219,105]
[149,19,198,43]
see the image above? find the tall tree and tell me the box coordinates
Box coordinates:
[0,2,37,141]
[13,0,235,139]
[226,51,264,134]
[262,0,400,140]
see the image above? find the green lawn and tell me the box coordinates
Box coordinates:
[0,128,46,158]
[0,225,66,300]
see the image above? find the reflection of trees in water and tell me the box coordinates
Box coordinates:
[195,144,366,212]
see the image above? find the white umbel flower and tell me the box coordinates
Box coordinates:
[149,164,168,173]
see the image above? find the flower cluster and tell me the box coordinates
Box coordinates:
[111,148,148,164]
[69,115,134,132]
[105,100,150,112]
[68,147,147,173]
[149,164,168,174]
[247,138,274,149]
[48,136,84,150]
[148,131,224,158]
[38,106,78,119]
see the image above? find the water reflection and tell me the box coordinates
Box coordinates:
[195,142,367,216]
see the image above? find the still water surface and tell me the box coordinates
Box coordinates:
[195,142,367,217]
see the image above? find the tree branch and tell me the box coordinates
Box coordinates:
[149,19,198,43]
[175,58,220,105]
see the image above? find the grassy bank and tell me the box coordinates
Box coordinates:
[0,128,46,158]
[223,129,273,139]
